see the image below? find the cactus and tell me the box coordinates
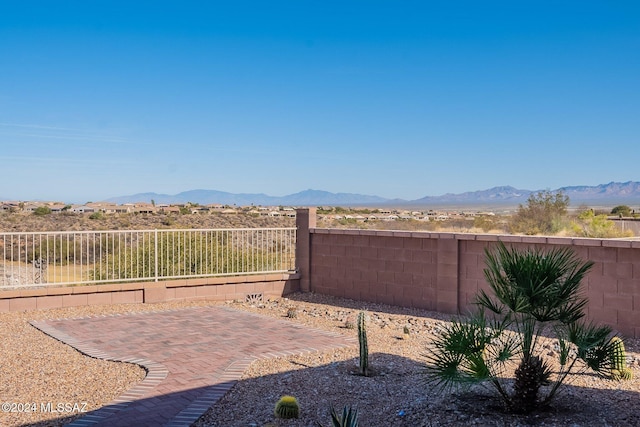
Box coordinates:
[344,316,356,330]
[403,325,410,340]
[286,307,298,319]
[357,311,369,376]
[274,395,300,419]
[609,337,633,381]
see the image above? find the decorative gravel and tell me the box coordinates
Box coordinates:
[193,294,640,427]
[2,293,640,427]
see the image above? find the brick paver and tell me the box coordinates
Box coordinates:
[31,306,355,427]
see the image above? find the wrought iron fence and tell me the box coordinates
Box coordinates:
[0,228,297,289]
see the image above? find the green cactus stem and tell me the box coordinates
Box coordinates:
[358,311,369,376]
[609,337,633,381]
[274,395,300,419]
[286,307,298,318]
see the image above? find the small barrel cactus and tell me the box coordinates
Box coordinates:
[274,395,300,419]
[358,311,369,376]
[403,325,411,340]
[609,337,633,380]
[344,315,356,330]
[286,307,298,319]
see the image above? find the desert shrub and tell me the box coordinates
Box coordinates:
[611,205,632,217]
[161,215,176,226]
[18,235,98,265]
[425,242,619,414]
[90,231,286,281]
[509,190,569,235]
[473,215,498,232]
[570,210,633,238]
[33,206,52,216]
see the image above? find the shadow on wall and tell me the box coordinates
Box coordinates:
[21,353,640,427]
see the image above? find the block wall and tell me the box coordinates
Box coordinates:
[310,229,441,310]
[0,273,300,313]
[309,229,640,338]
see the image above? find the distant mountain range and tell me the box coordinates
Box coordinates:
[105,181,640,207]
[106,189,390,206]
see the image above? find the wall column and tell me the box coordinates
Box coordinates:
[435,235,460,313]
[296,208,316,292]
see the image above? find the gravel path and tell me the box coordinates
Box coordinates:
[1,293,640,427]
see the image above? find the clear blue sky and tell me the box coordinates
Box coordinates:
[1,1,639,203]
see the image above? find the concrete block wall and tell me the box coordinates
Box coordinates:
[308,226,640,338]
[310,229,441,310]
[0,273,300,312]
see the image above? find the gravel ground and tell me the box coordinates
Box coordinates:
[1,293,639,427]
[196,293,640,427]
[0,300,214,427]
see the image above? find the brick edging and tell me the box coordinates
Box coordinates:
[29,306,357,427]
[30,319,169,426]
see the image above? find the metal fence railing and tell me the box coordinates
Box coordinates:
[0,228,297,289]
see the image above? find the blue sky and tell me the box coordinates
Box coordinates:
[1,1,639,203]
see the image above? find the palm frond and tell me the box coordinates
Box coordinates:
[569,321,614,376]
[424,313,499,391]
[484,243,593,324]
[475,289,504,314]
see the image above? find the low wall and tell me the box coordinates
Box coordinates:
[309,228,640,338]
[0,273,300,312]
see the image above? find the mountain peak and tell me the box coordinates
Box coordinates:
[104,181,640,207]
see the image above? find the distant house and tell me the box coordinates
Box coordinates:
[49,204,67,213]
[135,207,156,214]
[71,205,95,213]
[0,202,19,212]
[282,208,296,218]
[86,202,120,214]
[159,206,180,214]
[23,202,42,213]
[114,205,133,214]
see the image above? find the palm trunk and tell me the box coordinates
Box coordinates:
[511,355,543,414]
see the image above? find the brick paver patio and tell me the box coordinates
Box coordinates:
[31,306,356,427]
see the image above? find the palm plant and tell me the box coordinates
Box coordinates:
[425,242,619,414]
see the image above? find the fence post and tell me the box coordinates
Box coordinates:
[296,208,316,292]
[154,229,158,282]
